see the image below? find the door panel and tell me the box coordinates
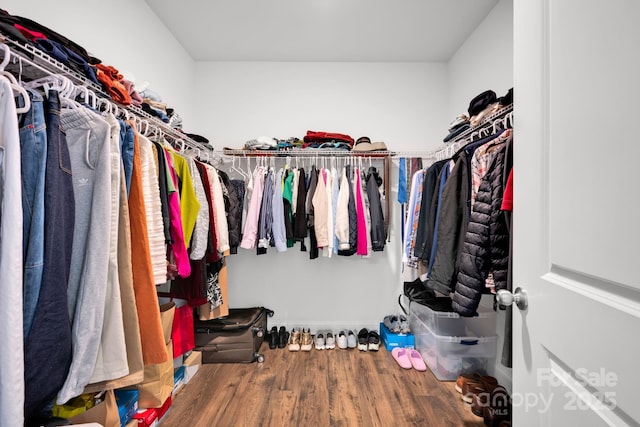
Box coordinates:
[547,0,640,288]
[514,0,640,425]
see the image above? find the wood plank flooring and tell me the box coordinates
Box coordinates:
[162,343,486,427]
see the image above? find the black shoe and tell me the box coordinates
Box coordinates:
[269,326,278,349]
[367,330,380,351]
[278,326,289,349]
[357,328,369,351]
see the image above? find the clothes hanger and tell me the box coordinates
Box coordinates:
[0,44,31,114]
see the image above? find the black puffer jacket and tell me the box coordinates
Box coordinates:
[452,146,510,316]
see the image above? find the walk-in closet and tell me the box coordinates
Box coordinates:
[2,0,638,426]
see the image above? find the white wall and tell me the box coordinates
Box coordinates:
[446,0,514,392]
[2,0,197,127]
[192,62,447,331]
[447,0,513,120]
[192,62,448,151]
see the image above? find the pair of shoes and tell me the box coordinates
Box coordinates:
[383,315,401,333]
[288,328,301,351]
[269,326,289,349]
[314,330,336,350]
[300,328,312,351]
[391,347,427,371]
[383,315,411,335]
[357,328,381,351]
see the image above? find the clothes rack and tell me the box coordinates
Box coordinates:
[0,35,210,154]
[218,149,394,242]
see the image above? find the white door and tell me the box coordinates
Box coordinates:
[513,0,640,425]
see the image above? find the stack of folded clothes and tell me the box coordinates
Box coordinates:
[443,114,470,142]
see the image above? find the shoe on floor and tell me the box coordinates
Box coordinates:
[278,326,289,349]
[367,330,380,351]
[455,372,481,394]
[347,329,357,349]
[268,326,278,349]
[314,331,325,350]
[391,347,412,369]
[325,331,336,349]
[336,330,348,349]
[399,315,410,334]
[383,315,400,333]
[408,350,427,371]
[288,328,301,351]
[300,328,313,351]
[357,328,369,351]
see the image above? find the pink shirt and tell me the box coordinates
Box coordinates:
[355,169,368,256]
[164,149,191,277]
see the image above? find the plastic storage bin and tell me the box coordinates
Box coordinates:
[408,298,497,337]
[410,313,497,381]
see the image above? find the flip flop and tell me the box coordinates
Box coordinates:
[391,347,412,369]
[409,350,427,371]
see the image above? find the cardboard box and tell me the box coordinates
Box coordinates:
[183,350,202,383]
[114,389,138,426]
[380,322,415,350]
[132,396,171,427]
[173,366,186,397]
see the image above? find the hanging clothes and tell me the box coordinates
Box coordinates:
[24,89,73,420]
[171,152,200,250]
[19,88,46,340]
[87,112,128,385]
[366,168,385,252]
[312,167,329,248]
[57,104,112,404]
[83,167,144,393]
[272,168,288,252]
[453,145,510,316]
[257,168,274,254]
[139,133,167,285]
[164,148,191,278]
[187,156,210,261]
[293,167,307,242]
[219,170,241,254]
[207,165,230,253]
[0,75,25,426]
[125,125,167,366]
[282,169,295,247]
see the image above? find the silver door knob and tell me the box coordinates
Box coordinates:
[496,287,528,310]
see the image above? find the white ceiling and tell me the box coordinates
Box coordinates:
[144,0,499,62]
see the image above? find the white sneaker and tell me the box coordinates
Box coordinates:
[314,331,325,350]
[325,331,336,350]
[347,329,357,349]
[336,330,348,349]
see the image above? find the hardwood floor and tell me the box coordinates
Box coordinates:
[162,343,486,427]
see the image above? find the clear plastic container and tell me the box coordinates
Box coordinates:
[408,299,497,337]
[410,313,497,381]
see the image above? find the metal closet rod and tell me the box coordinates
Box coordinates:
[0,36,210,154]
[391,104,514,160]
[218,148,394,158]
